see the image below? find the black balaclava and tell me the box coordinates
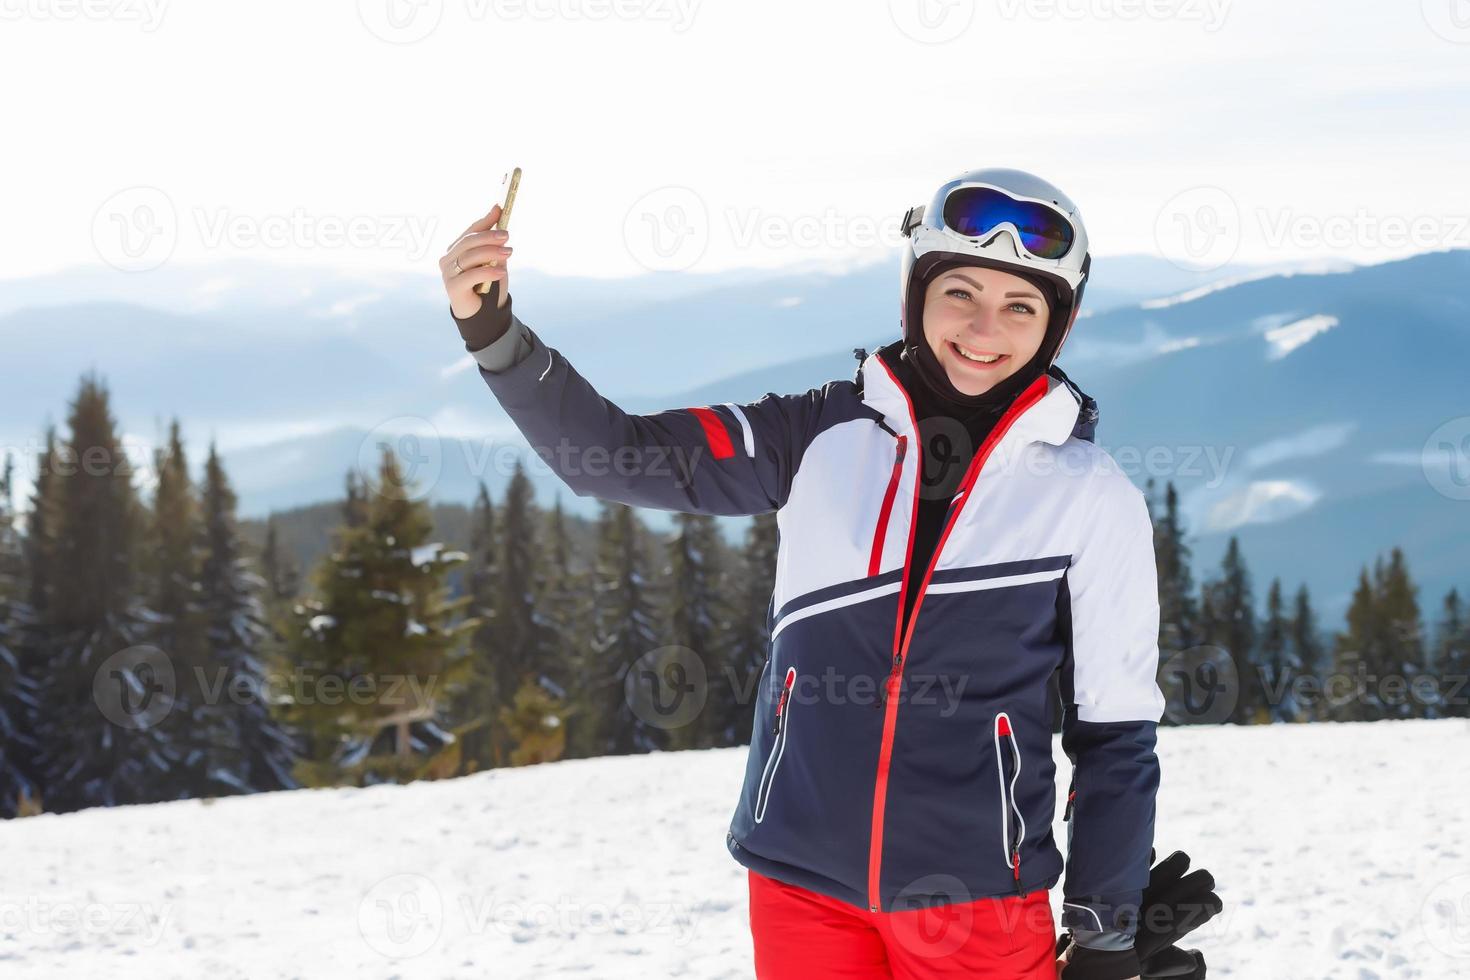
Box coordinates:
[898,255,1069,421]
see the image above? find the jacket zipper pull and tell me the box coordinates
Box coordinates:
[1012,846,1022,893]
[771,670,794,735]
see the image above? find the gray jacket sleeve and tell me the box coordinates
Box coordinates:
[464,308,822,516]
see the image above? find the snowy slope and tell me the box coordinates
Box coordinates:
[2,719,1467,979]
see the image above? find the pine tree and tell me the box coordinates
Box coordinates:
[1433,587,1469,719]
[343,470,370,529]
[1289,584,1325,722]
[489,461,545,765]
[1150,480,1199,658]
[662,512,729,750]
[260,517,301,604]
[497,676,567,766]
[577,501,664,757]
[36,375,173,812]
[287,450,475,786]
[197,444,298,793]
[0,454,41,817]
[1257,578,1300,722]
[539,496,590,756]
[450,482,500,772]
[723,511,779,746]
[1377,547,1428,720]
[1198,536,1259,724]
[147,419,212,798]
[15,432,59,813]
[1330,567,1378,722]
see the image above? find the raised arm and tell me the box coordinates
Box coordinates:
[440,205,819,516]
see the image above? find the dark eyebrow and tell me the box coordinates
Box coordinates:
[941,272,1043,302]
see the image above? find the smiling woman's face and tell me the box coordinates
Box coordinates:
[920,265,1051,396]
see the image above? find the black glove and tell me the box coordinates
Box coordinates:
[1057,848,1222,980]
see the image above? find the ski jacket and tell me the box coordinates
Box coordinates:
[470,312,1165,941]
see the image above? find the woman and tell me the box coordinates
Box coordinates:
[442,169,1161,980]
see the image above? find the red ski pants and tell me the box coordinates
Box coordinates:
[748,869,1059,979]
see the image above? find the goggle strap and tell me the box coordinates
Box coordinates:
[900,204,925,238]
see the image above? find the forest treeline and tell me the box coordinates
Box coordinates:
[0,375,1466,818]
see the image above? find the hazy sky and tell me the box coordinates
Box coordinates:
[4,0,1469,283]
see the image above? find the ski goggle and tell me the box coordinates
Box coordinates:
[935,185,1076,261]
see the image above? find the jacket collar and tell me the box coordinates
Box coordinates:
[859,342,1093,448]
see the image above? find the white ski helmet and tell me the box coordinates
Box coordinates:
[899,167,1092,370]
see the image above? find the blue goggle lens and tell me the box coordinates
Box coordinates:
[942,186,1074,261]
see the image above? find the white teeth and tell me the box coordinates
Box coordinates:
[953,343,1004,364]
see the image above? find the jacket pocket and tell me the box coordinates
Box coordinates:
[755,666,797,824]
[992,711,1027,886]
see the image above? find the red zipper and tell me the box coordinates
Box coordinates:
[771,668,796,736]
[867,434,907,576]
[864,369,1050,913]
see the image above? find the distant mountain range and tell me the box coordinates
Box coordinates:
[3,250,1463,624]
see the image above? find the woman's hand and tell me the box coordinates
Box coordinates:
[441,202,514,319]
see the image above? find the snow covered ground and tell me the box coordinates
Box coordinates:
[2,718,1468,979]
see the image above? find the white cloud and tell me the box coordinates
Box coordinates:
[1264,315,1339,360]
[1244,422,1356,469]
[1203,479,1322,532]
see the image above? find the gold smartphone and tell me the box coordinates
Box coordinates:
[475,166,521,296]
